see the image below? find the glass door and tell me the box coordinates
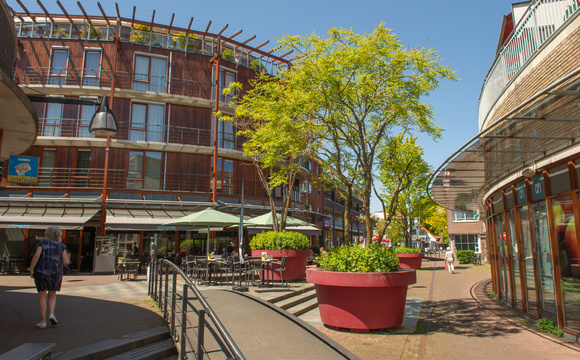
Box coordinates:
[530,201,557,320]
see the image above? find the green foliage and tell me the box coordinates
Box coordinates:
[222,49,234,60]
[173,32,198,50]
[456,250,474,264]
[54,27,69,38]
[179,239,195,250]
[80,25,102,39]
[131,24,155,43]
[394,246,421,254]
[157,246,173,253]
[423,206,449,242]
[249,231,310,250]
[536,318,564,337]
[317,243,400,273]
[250,59,265,71]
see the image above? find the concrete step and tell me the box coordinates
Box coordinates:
[291,297,319,317]
[106,338,177,360]
[267,283,316,304]
[53,326,171,360]
[276,291,317,311]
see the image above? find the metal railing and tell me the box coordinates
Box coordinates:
[478,0,580,128]
[148,259,245,360]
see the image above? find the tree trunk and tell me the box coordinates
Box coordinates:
[343,186,352,245]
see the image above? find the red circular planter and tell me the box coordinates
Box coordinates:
[306,268,416,331]
[251,249,312,281]
[397,253,424,269]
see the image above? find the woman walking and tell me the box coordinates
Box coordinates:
[29,226,70,329]
[445,246,455,274]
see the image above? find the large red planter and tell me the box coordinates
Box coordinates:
[306,268,416,331]
[251,249,312,281]
[397,253,424,269]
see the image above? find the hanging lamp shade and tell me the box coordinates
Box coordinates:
[89,97,118,136]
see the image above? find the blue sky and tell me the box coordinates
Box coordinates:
[10,0,513,212]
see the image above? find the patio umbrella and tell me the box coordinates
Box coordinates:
[246,212,314,227]
[162,208,241,255]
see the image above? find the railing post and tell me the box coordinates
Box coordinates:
[158,262,164,310]
[181,284,188,360]
[198,310,205,360]
[171,271,177,337]
[164,263,169,320]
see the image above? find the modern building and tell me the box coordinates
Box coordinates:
[1,1,362,273]
[446,209,487,261]
[430,0,580,338]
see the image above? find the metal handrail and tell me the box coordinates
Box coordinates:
[478,0,580,129]
[148,258,245,360]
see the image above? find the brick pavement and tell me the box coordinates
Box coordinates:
[313,258,580,360]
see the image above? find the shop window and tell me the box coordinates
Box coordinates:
[548,165,571,196]
[494,213,511,303]
[82,50,101,86]
[518,205,538,316]
[127,151,162,190]
[49,49,68,85]
[133,55,167,92]
[39,149,57,187]
[507,209,522,310]
[555,194,580,332]
[130,103,165,142]
[210,157,234,194]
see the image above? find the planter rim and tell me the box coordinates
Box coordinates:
[306,267,416,287]
[251,249,312,255]
[396,253,424,257]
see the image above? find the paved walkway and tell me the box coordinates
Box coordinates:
[1,258,580,359]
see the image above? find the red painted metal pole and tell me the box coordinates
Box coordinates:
[212,38,221,203]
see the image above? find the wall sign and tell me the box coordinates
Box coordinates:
[7,155,39,184]
[532,175,544,199]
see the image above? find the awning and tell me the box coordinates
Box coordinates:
[0,207,100,230]
[429,68,580,213]
[105,209,191,231]
[247,225,322,236]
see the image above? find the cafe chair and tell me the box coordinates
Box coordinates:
[194,256,212,285]
[245,257,262,287]
[124,258,140,281]
[271,256,288,287]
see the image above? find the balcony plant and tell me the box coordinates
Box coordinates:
[394,246,424,269]
[221,49,234,61]
[80,25,102,40]
[172,32,198,50]
[131,24,155,44]
[307,243,416,331]
[249,231,312,281]
[53,27,68,38]
[250,59,265,72]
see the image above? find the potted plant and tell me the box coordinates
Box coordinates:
[394,246,424,269]
[307,243,416,332]
[250,59,264,72]
[173,32,198,50]
[222,49,234,61]
[131,24,155,44]
[80,25,102,40]
[250,231,312,281]
[53,27,68,38]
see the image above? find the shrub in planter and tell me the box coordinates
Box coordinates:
[250,231,311,281]
[456,250,475,264]
[394,246,423,269]
[394,246,422,254]
[308,243,416,331]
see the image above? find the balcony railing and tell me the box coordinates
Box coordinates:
[478,0,580,128]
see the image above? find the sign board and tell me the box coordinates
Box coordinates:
[7,155,39,184]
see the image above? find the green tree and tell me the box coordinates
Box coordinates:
[131,24,155,44]
[226,24,455,239]
[423,206,449,243]
[173,32,198,50]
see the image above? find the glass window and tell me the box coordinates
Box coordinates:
[505,187,515,209]
[127,151,144,189]
[210,157,235,194]
[78,100,96,138]
[519,206,538,316]
[492,193,504,214]
[82,51,101,86]
[49,49,68,85]
[74,150,91,187]
[556,195,580,332]
[128,151,162,190]
[508,209,522,310]
[130,103,165,142]
[133,55,167,92]
[213,68,236,103]
[452,210,479,222]
[494,213,511,304]
[548,165,570,196]
[39,149,57,187]
[212,119,235,150]
[43,102,62,136]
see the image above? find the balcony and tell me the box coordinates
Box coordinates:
[479,0,580,128]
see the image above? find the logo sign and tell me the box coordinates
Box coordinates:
[532,175,544,199]
[517,184,526,203]
[7,156,39,184]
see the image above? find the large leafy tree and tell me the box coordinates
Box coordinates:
[228,24,456,240]
[423,206,450,244]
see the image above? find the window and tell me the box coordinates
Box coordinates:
[133,55,167,92]
[452,210,479,222]
[211,119,234,149]
[43,102,63,136]
[49,49,68,85]
[39,149,57,187]
[82,50,101,86]
[453,234,480,252]
[74,150,91,187]
[212,68,236,103]
[210,157,234,194]
[78,99,96,138]
[130,103,165,142]
[127,151,162,190]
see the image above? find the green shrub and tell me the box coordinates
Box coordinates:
[536,318,564,337]
[180,239,195,250]
[249,231,310,250]
[456,250,474,264]
[394,246,422,254]
[317,243,400,273]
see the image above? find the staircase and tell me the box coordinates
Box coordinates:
[267,283,318,317]
[52,326,177,360]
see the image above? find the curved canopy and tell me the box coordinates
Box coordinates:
[246,212,314,227]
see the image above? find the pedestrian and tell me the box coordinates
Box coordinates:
[29,226,70,329]
[445,246,455,274]
[226,241,235,258]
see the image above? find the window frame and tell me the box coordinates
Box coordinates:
[82,49,102,86]
[49,48,69,85]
